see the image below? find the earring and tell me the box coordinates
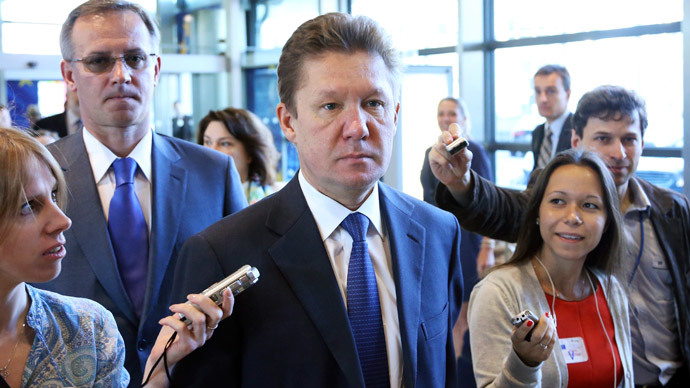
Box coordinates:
[536,217,540,225]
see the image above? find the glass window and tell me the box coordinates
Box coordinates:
[252,1,319,50]
[400,66,453,199]
[494,33,683,150]
[494,0,682,41]
[636,156,684,193]
[1,0,158,55]
[351,0,458,51]
[495,150,532,190]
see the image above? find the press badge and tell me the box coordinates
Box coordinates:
[559,337,588,364]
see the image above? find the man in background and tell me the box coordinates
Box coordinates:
[38,1,247,385]
[531,64,573,171]
[33,89,81,138]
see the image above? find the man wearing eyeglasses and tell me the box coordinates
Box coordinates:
[37,1,247,386]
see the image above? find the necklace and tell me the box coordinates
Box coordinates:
[0,322,26,379]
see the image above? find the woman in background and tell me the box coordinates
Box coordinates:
[468,149,632,387]
[0,128,232,388]
[198,108,280,204]
[420,97,493,387]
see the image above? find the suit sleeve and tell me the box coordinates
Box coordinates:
[171,234,242,387]
[435,170,531,243]
[224,155,249,215]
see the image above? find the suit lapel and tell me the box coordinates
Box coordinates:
[556,113,574,152]
[266,179,364,388]
[379,184,425,387]
[147,133,186,315]
[53,132,138,324]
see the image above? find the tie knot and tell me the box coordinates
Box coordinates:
[341,212,369,242]
[544,124,552,136]
[112,157,138,186]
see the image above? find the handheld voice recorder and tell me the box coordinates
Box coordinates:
[179,265,260,325]
[511,309,540,341]
[445,137,469,155]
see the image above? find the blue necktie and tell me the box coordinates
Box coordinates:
[108,157,148,317]
[342,212,390,388]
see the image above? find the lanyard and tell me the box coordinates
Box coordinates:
[628,212,645,285]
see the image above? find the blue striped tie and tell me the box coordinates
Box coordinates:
[342,212,390,388]
[108,157,148,317]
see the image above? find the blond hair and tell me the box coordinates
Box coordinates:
[0,128,67,242]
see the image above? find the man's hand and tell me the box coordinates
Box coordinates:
[428,123,474,203]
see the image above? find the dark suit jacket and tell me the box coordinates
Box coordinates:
[33,111,68,138]
[436,172,690,381]
[531,112,573,171]
[171,176,464,387]
[38,130,247,386]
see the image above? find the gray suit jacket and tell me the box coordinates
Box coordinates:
[171,176,464,387]
[39,130,247,386]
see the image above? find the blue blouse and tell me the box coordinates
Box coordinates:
[21,284,129,387]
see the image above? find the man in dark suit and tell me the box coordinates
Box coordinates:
[531,64,573,171]
[36,1,247,386]
[172,13,463,387]
[33,89,81,138]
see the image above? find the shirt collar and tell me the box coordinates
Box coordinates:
[298,170,383,242]
[545,110,570,138]
[625,177,652,216]
[83,127,153,183]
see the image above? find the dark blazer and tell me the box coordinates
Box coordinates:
[531,112,573,171]
[33,112,69,138]
[38,130,247,386]
[436,172,690,382]
[171,176,464,387]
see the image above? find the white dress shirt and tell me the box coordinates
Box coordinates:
[83,128,153,234]
[298,171,403,388]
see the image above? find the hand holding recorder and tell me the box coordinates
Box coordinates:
[428,122,474,201]
[510,310,556,367]
[142,265,260,387]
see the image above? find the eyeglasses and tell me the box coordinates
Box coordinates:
[70,53,157,74]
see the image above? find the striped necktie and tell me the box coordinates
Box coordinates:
[537,124,552,169]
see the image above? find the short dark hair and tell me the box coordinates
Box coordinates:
[534,64,571,91]
[495,149,623,281]
[277,12,402,115]
[60,0,160,60]
[572,85,648,138]
[197,108,280,186]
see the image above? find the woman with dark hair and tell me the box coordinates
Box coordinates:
[198,108,280,204]
[0,127,232,388]
[468,149,633,387]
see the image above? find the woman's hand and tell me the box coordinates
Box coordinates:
[510,312,556,367]
[142,288,234,387]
